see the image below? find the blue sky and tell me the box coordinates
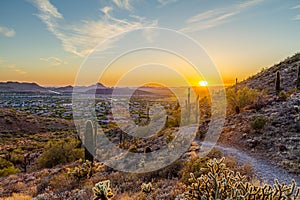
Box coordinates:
[0,0,300,86]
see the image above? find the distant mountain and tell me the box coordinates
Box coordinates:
[85,87,156,96]
[0,81,179,96]
[0,82,110,94]
[0,81,46,93]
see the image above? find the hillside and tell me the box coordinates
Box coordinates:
[239,53,300,94]
[0,54,300,199]
[0,82,45,93]
[218,53,300,177]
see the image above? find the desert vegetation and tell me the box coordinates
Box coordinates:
[0,53,300,199]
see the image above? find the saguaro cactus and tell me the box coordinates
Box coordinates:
[195,95,199,123]
[187,87,191,123]
[275,71,281,94]
[297,65,300,90]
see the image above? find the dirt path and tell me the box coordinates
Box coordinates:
[197,141,300,185]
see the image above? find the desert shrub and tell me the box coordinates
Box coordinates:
[0,158,20,177]
[5,118,13,124]
[227,87,265,113]
[185,157,300,199]
[0,193,32,200]
[67,160,103,180]
[10,149,24,166]
[49,172,78,193]
[251,115,267,130]
[180,157,209,185]
[223,156,254,181]
[37,137,84,169]
[152,159,183,179]
[278,90,288,100]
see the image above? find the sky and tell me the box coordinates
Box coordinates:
[0,0,300,86]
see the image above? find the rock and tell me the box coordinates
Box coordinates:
[278,144,288,152]
[25,176,35,182]
[74,189,90,200]
[246,139,258,148]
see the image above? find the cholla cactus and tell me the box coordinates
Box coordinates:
[92,180,114,200]
[185,157,300,199]
[67,160,102,179]
[141,182,154,194]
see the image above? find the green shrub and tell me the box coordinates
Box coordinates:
[37,137,84,169]
[227,87,265,113]
[0,157,20,177]
[278,90,288,100]
[251,115,267,130]
[180,157,209,184]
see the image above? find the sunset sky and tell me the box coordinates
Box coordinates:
[0,0,300,86]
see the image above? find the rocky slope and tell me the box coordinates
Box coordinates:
[239,53,300,94]
[218,53,300,179]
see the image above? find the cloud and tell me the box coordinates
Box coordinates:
[0,25,16,37]
[293,15,300,20]
[8,65,27,74]
[291,4,300,20]
[291,4,300,9]
[40,57,68,66]
[31,0,63,18]
[157,0,178,7]
[101,6,113,15]
[111,0,133,11]
[180,0,263,32]
[30,0,156,57]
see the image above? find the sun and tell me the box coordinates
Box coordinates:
[198,80,208,87]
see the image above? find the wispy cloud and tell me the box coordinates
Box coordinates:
[0,25,16,37]
[291,4,300,20]
[8,65,27,74]
[30,0,156,57]
[40,57,68,66]
[293,15,300,20]
[291,4,300,10]
[111,0,133,11]
[180,0,263,32]
[157,0,178,7]
[31,0,63,18]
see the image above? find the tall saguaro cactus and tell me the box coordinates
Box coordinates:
[195,95,199,123]
[187,87,191,123]
[297,65,300,90]
[275,71,281,94]
[85,121,94,163]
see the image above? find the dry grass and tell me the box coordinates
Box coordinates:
[0,193,32,200]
